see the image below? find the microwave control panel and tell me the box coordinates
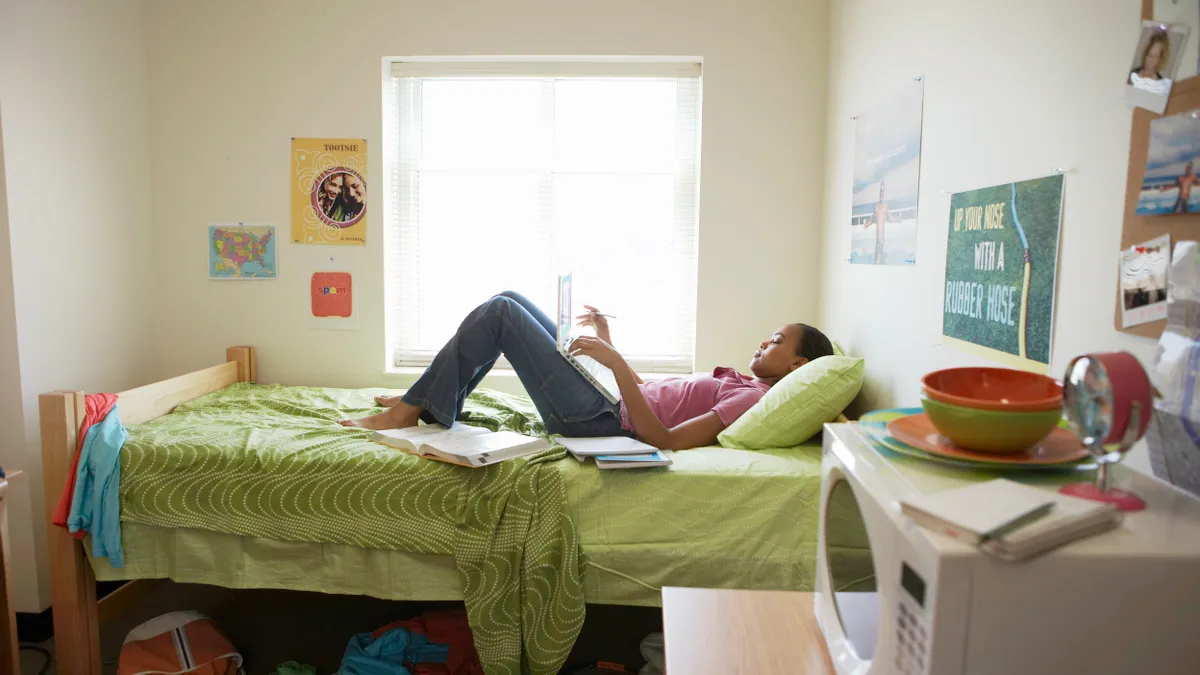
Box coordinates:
[894,562,929,674]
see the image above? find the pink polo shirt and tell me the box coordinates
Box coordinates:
[620,367,770,433]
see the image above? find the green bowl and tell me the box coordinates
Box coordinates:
[920,395,1062,453]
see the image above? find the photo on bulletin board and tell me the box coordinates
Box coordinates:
[309,271,357,330]
[1152,0,1200,79]
[1136,109,1200,215]
[850,78,924,266]
[291,138,367,246]
[208,223,277,280]
[1120,234,1171,328]
[942,175,1065,374]
[1126,20,1190,114]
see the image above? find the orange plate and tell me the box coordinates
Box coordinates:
[887,414,1088,465]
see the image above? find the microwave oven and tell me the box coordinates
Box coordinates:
[815,423,1200,675]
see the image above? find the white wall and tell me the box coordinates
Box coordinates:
[0,0,155,611]
[146,0,830,389]
[818,0,1159,472]
[0,106,32,608]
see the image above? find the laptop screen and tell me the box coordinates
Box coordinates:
[557,274,573,348]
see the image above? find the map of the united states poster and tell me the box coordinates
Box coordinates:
[208,224,277,279]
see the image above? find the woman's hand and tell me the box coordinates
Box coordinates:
[568,335,625,371]
[575,305,612,344]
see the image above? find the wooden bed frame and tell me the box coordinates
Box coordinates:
[39,346,256,674]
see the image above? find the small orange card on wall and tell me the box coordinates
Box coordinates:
[311,272,352,318]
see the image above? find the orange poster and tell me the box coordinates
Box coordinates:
[311,272,353,318]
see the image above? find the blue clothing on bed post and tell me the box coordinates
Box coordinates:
[67,405,127,567]
[402,290,627,437]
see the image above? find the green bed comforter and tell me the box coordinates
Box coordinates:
[121,384,576,675]
[116,384,840,674]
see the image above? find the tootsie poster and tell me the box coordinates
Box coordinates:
[291,138,367,245]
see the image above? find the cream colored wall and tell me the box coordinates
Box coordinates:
[818,0,1158,472]
[147,0,830,389]
[0,0,155,611]
[0,106,34,610]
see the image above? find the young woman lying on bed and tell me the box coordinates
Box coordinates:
[341,291,834,450]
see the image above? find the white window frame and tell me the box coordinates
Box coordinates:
[382,57,703,373]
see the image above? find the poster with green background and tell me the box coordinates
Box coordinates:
[942,175,1064,373]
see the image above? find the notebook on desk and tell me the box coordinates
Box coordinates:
[900,478,1057,545]
[900,478,1120,560]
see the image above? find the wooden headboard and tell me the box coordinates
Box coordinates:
[116,346,255,426]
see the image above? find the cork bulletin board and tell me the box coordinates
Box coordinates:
[1117,0,1200,337]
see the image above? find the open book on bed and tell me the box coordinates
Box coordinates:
[370,424,551,468]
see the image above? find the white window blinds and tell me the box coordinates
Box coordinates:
[385,61,702,373]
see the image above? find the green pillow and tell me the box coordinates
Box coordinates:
[718,354,864,449]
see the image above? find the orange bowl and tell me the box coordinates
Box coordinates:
[921,367,1063,412]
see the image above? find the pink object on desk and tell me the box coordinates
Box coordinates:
[1059,482,1146,511]
[1089,351,1153,446]
[1060,351,1154,512]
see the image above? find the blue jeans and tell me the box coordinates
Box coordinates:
[401,291,629,437]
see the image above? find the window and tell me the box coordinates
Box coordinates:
[384,59,702,373]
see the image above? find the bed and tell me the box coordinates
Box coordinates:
[39,347,864,675]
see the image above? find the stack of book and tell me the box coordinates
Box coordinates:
[556,437,673,469]
[900,478,1121,561]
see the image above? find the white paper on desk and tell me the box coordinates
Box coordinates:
[558,436,658,456]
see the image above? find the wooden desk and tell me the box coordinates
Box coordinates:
[662,588,834,675]
[1,470,23,675]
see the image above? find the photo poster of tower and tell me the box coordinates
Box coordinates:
[941,174,1065,374]
[850,79,924,265]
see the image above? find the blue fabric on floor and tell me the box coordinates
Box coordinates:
[339,627,450,675]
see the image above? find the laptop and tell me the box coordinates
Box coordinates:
[556,274,622,405]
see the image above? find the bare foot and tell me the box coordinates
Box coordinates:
[340,401,422,430]
[340,409,405,430]
[374,394,403,407]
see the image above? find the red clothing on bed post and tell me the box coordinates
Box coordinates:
[52,393,118,538]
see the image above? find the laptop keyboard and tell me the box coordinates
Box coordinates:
[572,353,621,403]
[579,355,605,378]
